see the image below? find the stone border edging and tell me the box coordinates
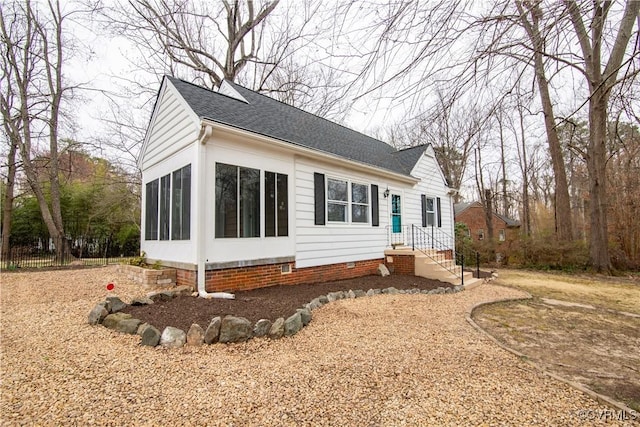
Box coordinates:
[465,288,638,416]
[88,284,465,348]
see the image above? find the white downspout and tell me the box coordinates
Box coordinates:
[196,124,234,300]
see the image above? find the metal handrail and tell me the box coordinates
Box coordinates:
[386,224,461,279]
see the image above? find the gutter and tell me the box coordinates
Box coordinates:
[196,124,234,300]
[201,119,419,185]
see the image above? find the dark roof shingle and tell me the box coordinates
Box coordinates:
[166,76,424,176]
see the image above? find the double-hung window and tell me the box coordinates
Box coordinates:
[351,183,369,223]
[327,178,349,222]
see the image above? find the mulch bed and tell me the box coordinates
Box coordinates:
[122,275,453,332]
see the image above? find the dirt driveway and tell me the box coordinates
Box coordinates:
[0,267,629,426]
[474,269,640,413]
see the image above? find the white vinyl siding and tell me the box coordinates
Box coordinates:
[142,82,199,170]
[295,159,388,268]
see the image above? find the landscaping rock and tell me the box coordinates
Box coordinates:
[253,319,272,338]
[88,304,108,325]
[186,324,205,346]
[453,285,464,293]
[382,287,399,294]
[160,327,186,348]
[103,312,141,334]
[219,316,252,343]
[140,325,161,347]
[347,290,356,299]
[130,297,154,306]
[118,318,143,335]
[106,296,127,313]
[102,312,132,329]
[353,289,366,298]
[97,300,111,312]
[377,263,391,277]
[308,298,322,310]
[318,295,329,305]
[268,317,285,339]
[296,308,312,326]
[445,287,454,294]
[137,323,150,335]
[204,317,221,344]
[284,312,302,336]
[366,289,375,296]
[327,291,345,302]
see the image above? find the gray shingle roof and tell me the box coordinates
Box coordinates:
[166,76,424,176]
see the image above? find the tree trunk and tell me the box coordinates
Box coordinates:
[517,1,573,242]
[1,141,17,263]
[586,97,612,272]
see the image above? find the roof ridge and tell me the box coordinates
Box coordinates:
[224,79,396,153]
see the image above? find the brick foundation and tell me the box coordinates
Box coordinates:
[384,254,415,275]
[176,269,197,289]
[171,258,383,293]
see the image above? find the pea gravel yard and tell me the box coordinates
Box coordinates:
[0,267,628,426]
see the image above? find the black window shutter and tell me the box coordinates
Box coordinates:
[371,184,379,226]
[421,194,427,227]
[314,173,325,225]
[437,197,442,227]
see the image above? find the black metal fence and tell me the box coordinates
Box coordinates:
[1,236,139,270]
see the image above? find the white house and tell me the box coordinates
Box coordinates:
[140,76,459,294]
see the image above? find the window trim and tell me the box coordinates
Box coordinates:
[478,229,485,240]
[498,229,506,242]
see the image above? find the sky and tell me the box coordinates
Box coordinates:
[24,0,640,204]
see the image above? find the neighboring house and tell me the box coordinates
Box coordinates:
[140,76,456,294]
[454,201,520,247]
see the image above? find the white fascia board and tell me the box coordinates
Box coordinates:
[202,119,418,185]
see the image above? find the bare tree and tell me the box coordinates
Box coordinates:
[562,0,640,272]
[1,0,83,259]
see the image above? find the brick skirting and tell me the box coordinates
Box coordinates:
[174,258,384,292]
[384,254,415,275]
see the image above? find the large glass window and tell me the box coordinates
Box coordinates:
[265,172,289,237]
[215,163,238,238]
[159,174,170,240]
[327,178,348,222]
[145,180,159,240]
[172,165,191,240]
[215,163,260,238]
[145,165,191,241]
[351,183,369,223]
[240,167,260,238]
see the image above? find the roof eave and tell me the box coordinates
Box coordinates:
[202,118,419,184]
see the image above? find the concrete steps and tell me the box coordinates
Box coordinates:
[385,247,482,289]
